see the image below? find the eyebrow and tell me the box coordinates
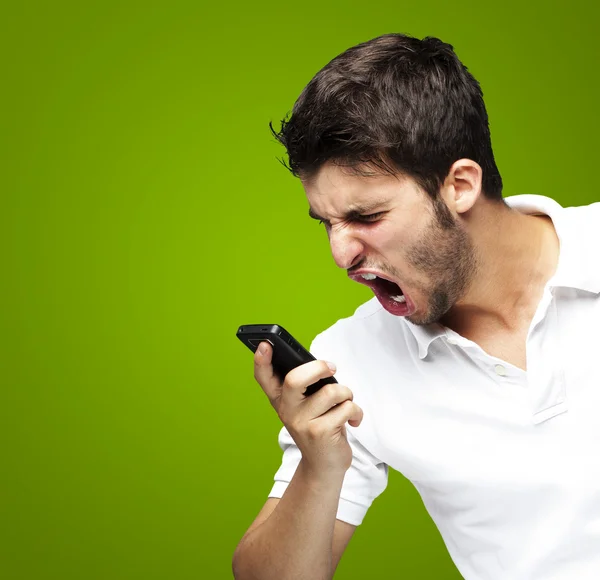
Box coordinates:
[308,198,389,223]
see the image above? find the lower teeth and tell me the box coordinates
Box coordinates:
[391,295,406,303]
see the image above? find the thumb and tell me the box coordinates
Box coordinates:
[253,341,282,402]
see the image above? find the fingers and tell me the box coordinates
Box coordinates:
[302,383,354,418]
[282,359,337,404]
[318,399,364,429]
[253,341,342,417]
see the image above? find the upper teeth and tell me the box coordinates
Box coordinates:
[361,273,377,280]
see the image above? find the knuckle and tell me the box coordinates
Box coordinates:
[320,382,337,399]
[320,360,333,374]
[283,372,300,391]
[326,383,352,402]
[306,421,325,440]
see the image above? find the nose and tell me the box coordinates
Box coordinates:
[329,226,364,270]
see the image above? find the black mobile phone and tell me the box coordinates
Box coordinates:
[236,324,337,396]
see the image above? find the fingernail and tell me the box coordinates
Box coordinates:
[326,361,336,372]
[257,343,266,356]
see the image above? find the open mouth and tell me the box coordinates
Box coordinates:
[349,271,415,317]
[358,273,405,303]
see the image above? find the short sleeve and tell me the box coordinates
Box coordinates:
[267,330,388,525]
[268,426,388,526]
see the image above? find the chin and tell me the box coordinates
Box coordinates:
[407,304,447,326]
[406,313,429,326]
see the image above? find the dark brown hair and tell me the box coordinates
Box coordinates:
[270,33,503,201]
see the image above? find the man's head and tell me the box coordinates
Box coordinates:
[271,33,504,324]
[271,33,503,201]
[303,161,480,325]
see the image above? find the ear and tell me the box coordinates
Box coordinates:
[441,159,483,215]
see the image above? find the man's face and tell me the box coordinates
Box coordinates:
[303,162,477,325]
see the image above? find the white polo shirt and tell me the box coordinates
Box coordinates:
[269,195,600,580]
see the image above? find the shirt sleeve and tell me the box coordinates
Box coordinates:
[268,425,388,526]
[267,332,388,526]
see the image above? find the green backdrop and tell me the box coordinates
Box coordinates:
[2,1,598,578]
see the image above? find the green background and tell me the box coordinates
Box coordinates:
[2,1,598,578]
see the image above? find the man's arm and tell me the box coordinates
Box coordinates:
[232,470,356,580]
[232,341,362,580]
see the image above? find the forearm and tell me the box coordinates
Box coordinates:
[232,459,345,580]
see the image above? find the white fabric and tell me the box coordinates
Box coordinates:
[268,195,600,579]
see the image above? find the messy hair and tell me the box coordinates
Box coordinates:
[270,33,503,200]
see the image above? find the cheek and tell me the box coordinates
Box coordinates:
[379,226,420,261]
[365,222,409,250]
[365,228,413,275]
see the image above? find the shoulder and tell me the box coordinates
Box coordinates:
[311,297,386,348]
[558,200,600,251]
[560,200,600,225]
[506,194,600,249]
[505,194,599,221]
[548,199,600,293]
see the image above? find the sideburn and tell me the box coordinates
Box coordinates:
[406,195,479,325]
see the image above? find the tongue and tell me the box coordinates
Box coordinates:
[371,277,414,316]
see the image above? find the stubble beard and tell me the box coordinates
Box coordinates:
[405,196,478,326]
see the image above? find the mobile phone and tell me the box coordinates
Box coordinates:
[236,324,337,396]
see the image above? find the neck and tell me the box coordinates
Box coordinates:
[441,199,560,334]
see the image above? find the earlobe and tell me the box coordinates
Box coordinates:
[455,193,475,214]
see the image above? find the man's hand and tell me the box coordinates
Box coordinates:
[253,341,363,475]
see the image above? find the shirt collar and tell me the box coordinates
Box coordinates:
[404,320,447,359]
[402,194,600,359]
[505,194,600,294]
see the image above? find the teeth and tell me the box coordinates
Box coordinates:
[391,295,406,303]
[361,273,377,280]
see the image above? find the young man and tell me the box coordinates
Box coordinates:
[232,33,600,580]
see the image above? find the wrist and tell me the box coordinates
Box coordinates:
[297,458,348,491]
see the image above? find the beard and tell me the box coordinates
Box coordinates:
[404,195,478,326]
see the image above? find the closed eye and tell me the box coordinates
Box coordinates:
[317,211,386,227]
[354,211,386,223]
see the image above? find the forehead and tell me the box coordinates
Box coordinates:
[302,162,421,216]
